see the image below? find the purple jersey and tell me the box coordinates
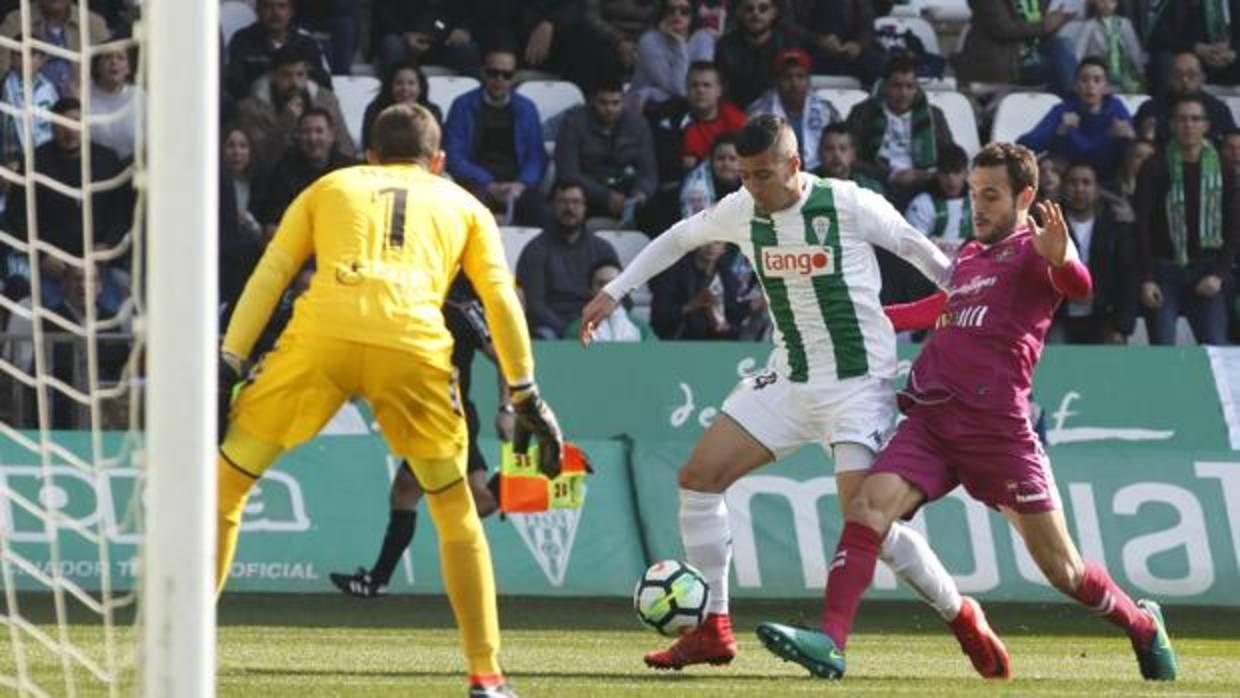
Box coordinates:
[905,226,1067,417]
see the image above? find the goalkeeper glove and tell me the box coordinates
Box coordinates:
[511,383,564,479]
[218,352,246,442]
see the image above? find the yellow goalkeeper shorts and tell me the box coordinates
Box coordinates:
[227,334,468,480]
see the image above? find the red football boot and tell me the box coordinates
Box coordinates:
[949,596,1011,679]
[644,613,738,670]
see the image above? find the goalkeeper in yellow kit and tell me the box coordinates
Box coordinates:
[215,103,561,698]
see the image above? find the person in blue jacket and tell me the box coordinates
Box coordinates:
[1018,56,1135,181]
[443,45,549,228]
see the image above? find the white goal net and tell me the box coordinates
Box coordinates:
[0,1,215,696]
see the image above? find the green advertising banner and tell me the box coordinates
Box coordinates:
[2,345,1239,605]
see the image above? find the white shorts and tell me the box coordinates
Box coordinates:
[720,370,898,472]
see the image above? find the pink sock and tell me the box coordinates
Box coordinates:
[820,522,882,650]
[1070,561,1156,647]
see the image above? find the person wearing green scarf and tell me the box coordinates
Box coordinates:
[1145,0,1237,94]
[904,144,973,259]
[844,54,954,206]
[1077,0,1146,93]
[1133,94,1239,345]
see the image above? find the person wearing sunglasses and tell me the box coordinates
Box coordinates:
[715,0,795,109]
[443,46,550,228]
[628,0,717,112]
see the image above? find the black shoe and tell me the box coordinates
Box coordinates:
[468,682,517,697]
[328,567,387,598]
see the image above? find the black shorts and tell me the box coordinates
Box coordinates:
[463,399,487,473]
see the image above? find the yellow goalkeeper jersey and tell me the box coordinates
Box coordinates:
[222,162,534,383]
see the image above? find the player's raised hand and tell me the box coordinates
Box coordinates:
[579,291,619,347]
[511,384,565,479]
[1032,200,1070,267]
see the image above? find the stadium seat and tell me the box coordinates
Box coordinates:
[332,75,380,147]
[875,15,941,56]
[815,88,868,120]
[1225,96,1240,126]
[499,226,542,274]
[427,75,482,119]
[1115,93,1150,118]
[516,80,586,142]
[596,230,652,307]
[810,75,862,90]
[220,1,256,48]
[991,92,1061,144]
[924,0,972,22]
[927,91,981,156]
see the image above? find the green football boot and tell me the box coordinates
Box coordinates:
[1134,600,1178,681]
[755,622,845,679]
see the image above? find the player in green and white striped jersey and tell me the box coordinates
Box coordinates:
[579,115,1009,677]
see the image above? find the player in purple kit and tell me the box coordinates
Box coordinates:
[754,142,1179,681]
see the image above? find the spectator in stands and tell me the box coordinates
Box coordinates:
[564,260,653,341]
[1106,136,1156,202]
[0,38,57,170]
[1146,0,1239,94]
[680,132,740,217]
[814,123,885,195]
[786,0,882,88]
[1134,94,1239,345]
[1036,152,1067,203]
[516,181,621,339]
[555,78,657,228]
[468,2,597,86]
[904,144,973,258]
[236,45,355,164]
[295,0,358,75]
[220,125,264,311]
[0,0,107,98]
[1017,57,1134,180]
[1135,51,1237,145]
[846,54,954,206]
[370,0,482,78]
[360,61,440,152]
[585,0,664,78]
[252,107,356,235]
[627,0,715,112]
[748,47,840,171]
[1052,160,1136,344]
[88,45,141,162]
[1224,128,1240,174]
[651,240,749,340]
[4,98,128,272]
[677,62,747,170]
[443,47,549,228]
[1074,0,1145,93]
[4,262,131,428]
[954,0,1077,96]
[714,0,793,109]
[225,0,332,101]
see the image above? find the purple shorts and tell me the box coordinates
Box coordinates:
[871,400,1059,514]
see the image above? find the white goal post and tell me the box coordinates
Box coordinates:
[143,0,218,695]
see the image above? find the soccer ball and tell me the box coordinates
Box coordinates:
[633,560,710,637]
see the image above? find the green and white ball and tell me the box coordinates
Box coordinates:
[633,560,710,637]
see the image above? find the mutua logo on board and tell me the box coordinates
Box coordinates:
[760,244,833,278]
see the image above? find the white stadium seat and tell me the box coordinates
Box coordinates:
[991,92,1062,144]
[596,230,652,307]
[815,88,868,121]
[499,226,542,274]
[927,91,980,156]
[331,75,380,147]
[427,75,482,119]
[1115,93,1151,118]
[810,74,862,90]
[924,0,972,23]
[220,1,256,48]
[875,15,941,56]
[516,80,585,142]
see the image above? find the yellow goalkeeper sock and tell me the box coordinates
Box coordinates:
[424,474,502,680]
[216,456,257,598]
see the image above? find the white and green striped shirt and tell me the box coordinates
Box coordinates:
[605,172,952,383]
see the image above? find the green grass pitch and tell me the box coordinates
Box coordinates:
[4,594,1239,696]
